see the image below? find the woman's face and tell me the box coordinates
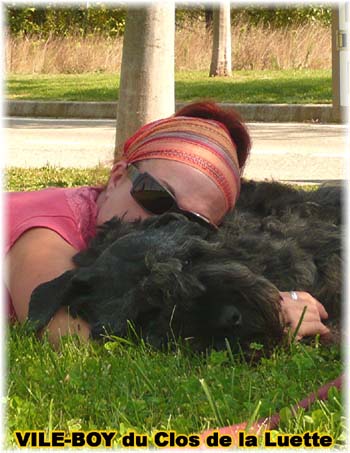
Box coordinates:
[96,159,227,227]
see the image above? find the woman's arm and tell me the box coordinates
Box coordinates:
[5,228,90,347]
[280,291,330,340]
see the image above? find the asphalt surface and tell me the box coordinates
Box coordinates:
[4,117,347,184]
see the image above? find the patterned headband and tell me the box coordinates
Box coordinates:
[122,116,241,211]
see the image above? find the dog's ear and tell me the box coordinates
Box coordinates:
[69,268,99,290]
[28,270,75,332]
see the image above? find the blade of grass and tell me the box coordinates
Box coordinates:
[291,305,308,344]
[199,378,225,427]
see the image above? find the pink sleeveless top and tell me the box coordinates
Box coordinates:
[5,186,103,320]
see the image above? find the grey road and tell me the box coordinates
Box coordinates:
[4,117,348,183]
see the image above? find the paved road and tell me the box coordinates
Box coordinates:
[4,117,347,183]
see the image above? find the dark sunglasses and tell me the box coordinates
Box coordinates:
[127,164,218,230]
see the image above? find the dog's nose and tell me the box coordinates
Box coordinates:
[221,306,242,328]
[230,306,242,327]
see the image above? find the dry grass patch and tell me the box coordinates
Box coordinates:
[6,35,123,74]
[5,21,330,74]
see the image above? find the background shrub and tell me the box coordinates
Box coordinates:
[5,4,332,38]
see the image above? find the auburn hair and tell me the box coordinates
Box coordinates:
[175,101,251,170]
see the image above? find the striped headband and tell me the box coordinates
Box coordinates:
[123,116,241,211]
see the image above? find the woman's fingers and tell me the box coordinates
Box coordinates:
[293,319,330,341]
[296,291,329,319]
[316,301,329,319]
[280,291,330,340]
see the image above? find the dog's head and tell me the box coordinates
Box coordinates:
[29,213,284,352]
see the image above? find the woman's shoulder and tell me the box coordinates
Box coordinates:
[6,185,100,211]
[5,186,102,253]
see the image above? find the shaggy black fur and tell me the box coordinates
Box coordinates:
[28,180,343,352]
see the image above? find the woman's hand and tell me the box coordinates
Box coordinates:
[39,307,90,349]
[280,291,330,340]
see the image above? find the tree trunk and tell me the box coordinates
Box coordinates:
[205,7,213,31]
[114,4,175,160]
[209,2,232,77]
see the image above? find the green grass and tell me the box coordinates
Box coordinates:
[6,325,344,448]
[6,69,332,104]
[5,167,344,448]
[5,166,110,192]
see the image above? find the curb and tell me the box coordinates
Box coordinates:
[6,100,338,123]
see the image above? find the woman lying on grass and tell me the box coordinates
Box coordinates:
[5,101,330,347]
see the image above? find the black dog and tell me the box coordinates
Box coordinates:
[28,180,342,352]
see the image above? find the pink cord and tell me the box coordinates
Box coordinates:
[200,374,343,446]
